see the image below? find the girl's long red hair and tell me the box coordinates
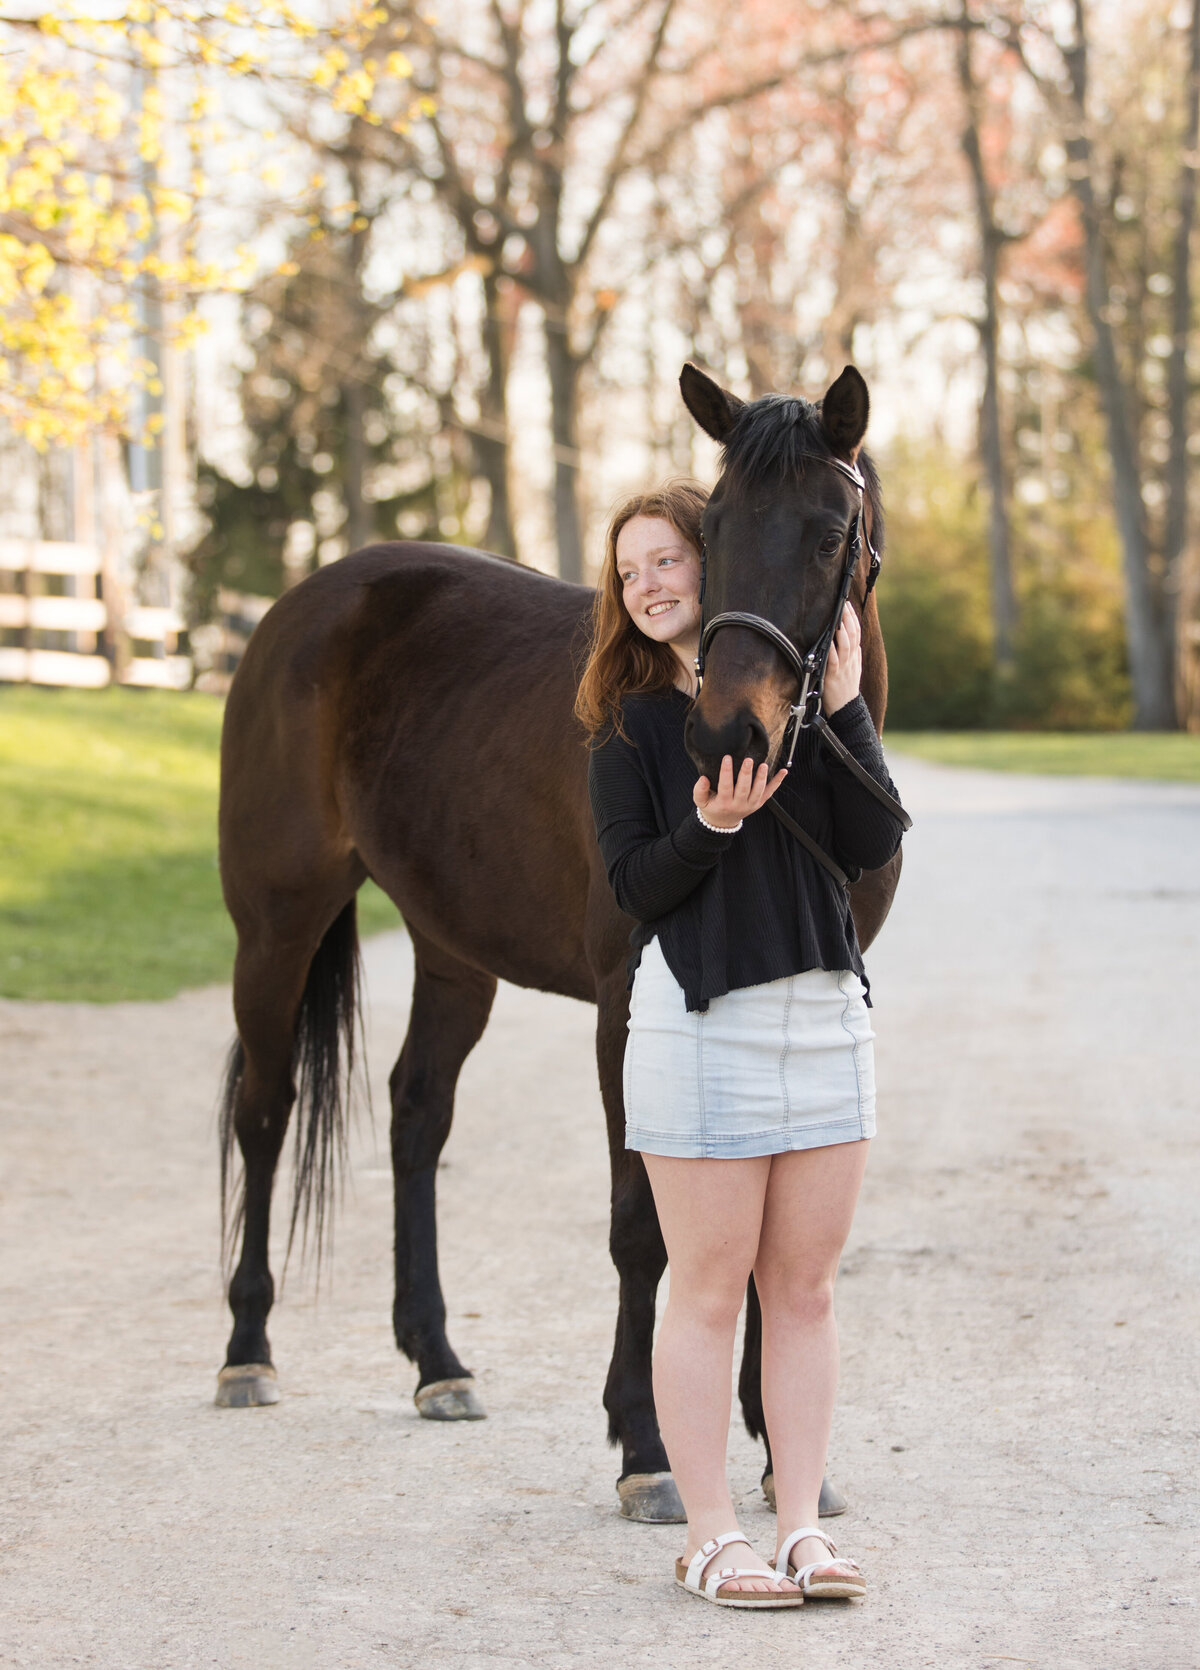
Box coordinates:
[575,479,709,740]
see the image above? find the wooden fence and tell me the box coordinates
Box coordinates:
[5,536,1200,726]
[0,539,191,689]
[0,542,272,692]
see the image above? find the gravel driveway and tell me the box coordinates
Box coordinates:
[1,757,1197,1669]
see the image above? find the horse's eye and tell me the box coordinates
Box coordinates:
[819,532,843,555]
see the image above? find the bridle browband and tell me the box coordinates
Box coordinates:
[693,451,911,860]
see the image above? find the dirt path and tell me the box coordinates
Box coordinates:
[2,759,1198,1670]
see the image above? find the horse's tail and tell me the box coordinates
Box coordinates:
[218,1034,247,1271]
[220,898,363,1270]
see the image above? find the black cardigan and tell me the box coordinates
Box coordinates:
[588,690,906,1012]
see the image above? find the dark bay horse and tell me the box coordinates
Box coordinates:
[215,361,902,1522]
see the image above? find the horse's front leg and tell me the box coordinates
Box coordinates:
[390,928,497,1420]
[596,970,683,1522]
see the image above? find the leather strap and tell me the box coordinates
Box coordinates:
[766,714,912,884]
[699,610,808,685]
[812,715,914,831]
[766,799,853,890]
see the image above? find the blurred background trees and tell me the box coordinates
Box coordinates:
[3,0,1200,727]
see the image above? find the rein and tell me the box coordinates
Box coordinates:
[693,452,911,874]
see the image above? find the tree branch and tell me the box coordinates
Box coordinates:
[623,17,957,177]
[573,0,678,271]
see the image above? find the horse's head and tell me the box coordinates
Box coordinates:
[679,361,883,784]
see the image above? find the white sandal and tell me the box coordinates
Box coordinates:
[775,1526,866,1599]
[676,1531,804,1608]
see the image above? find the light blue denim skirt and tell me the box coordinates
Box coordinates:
[623,936,875,1159]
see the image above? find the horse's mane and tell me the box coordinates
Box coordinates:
[719,393,884,549]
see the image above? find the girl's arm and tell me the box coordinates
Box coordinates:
[588,729,733,921]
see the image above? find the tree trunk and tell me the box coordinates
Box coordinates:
[1077,200,1174,725]
[958,8,1018,682]
[822,88,868,380]
[1065,4,1176,728]
[343,147,371,557]
[476,269,517,559]
[343,372,370,556]
[98,430,130,681]
[545,306,584,583]
[1164,0,1200,683]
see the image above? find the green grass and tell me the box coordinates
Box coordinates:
[885,730,1200,782]
[4,689,1195,1002]
[0,688,399,1002]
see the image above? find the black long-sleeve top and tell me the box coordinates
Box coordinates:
[588,690,906,1013]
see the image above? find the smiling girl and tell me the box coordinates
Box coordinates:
[576,479,905,1609]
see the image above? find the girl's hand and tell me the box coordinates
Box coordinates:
[693,754,788,829]
[822,605,862,715]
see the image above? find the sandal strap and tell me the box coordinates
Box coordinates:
[705,1566,785,1599]
[775,1525,837,1577]
[684,1531,747,1592]
[792,1558,863,1587]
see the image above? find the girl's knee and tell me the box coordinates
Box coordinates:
[757,1268,836,1329]
[665,1270,752,1334]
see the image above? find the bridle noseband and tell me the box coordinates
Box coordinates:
[694,453,881,770]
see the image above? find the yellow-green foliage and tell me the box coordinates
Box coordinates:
[0,6,418,448]
[0,688,396,1002]
[875,449,994,729]
[877,445,1131,730]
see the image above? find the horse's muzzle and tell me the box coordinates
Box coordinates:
[684,703,773,787]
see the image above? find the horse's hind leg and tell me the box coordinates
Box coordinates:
[593,969,682,1522]
[217,893,358,1408]
[391,927,496,1420]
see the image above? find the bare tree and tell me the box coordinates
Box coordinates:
[1164,0,1200,661]
[374,0,946,578]
[957,1,1019,678]
[1001,0,1187,726]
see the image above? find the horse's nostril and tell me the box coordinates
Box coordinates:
[744,718,769,762]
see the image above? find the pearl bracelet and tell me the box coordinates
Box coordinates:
[696,807,743,835]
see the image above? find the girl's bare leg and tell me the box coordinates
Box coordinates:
[752,1140,871,1574]
[641,1152,793,1596]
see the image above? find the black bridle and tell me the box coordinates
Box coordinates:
[694,453,879,768]
[693,452,911,862]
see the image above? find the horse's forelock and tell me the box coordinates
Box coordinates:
[719,394,828,491]
[718,395,884,550]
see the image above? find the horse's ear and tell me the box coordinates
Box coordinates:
[679,362,745,443]
[820,365,870,458]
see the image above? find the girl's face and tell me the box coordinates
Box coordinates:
[615,515,702,648]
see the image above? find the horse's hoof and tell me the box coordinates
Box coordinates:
[414,1376,486,1421]
[214,1363,280,1408]
[760,1472,847,1517]
[819,1475,847,1517]
[617,1471,687,1523]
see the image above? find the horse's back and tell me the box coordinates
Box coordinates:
[220,543,612,999]
[227,542,586,698]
